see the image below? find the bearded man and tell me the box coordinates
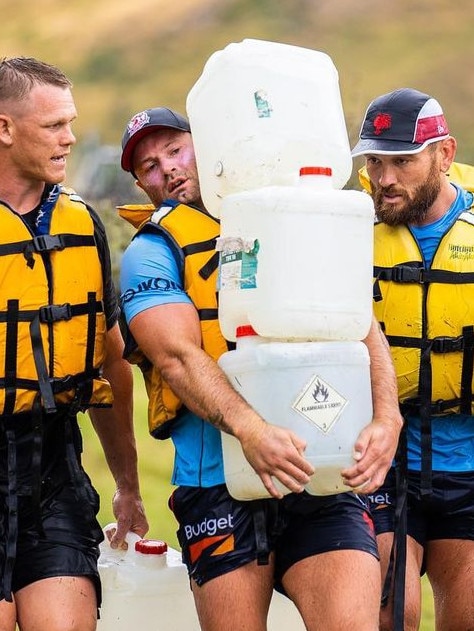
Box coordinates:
[352,88,474,631]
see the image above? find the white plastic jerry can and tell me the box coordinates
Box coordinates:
[187,38,353,217]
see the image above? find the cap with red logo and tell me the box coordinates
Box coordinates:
[351,88,450,157]
[121,107,190,175]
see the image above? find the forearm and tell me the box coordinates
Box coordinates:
[130,304,314,497]
[90,328,148,541]
[364,316,403,429]
[160,342,265,440]
[89,359,141,493]
[90,322,141,493]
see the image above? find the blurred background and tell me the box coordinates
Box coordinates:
[5,0,474,287]
[4,2,470,625]
[4,0,474,201]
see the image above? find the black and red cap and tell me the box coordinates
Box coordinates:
[121,107,190,175]
[351,88,450,157]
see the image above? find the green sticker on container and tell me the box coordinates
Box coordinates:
[218,240,259,290]
[254,90,272,118]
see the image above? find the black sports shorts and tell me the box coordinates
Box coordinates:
[4,479,103,598]
[367,467,474,546]
[0,411,103,603]
[169,484,378,590]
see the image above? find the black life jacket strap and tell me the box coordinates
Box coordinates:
[2,426,18,602]
[460,325,474,414]
[198,308,219,321]
[374,263,474,286]
[381,428,407,631]
[80,292,99,406]
[0,233,95,257]
[64,402,102,541]
[4,300,19,416]
[198,251,220,281]
[0,300,104,324]
[30,312,56,414]
[30,396,45,536]
[249,499,279,566]
[182,237,217,257]
[373,262,474,302]
[0,296,103,414]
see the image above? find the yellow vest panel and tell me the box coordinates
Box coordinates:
[120,201,228,438]
[374,210,474,413]
[0,189,112,415]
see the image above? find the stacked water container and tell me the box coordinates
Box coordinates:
[186,39,375,498]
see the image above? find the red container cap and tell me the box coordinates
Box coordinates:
[135,539,168,555]
[299,166,332,176]
[236,325,258,337]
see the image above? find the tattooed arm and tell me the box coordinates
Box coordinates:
[129,302,314,497]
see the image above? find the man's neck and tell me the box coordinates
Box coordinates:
[0,176,46,215]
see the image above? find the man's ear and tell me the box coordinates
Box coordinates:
[439,136,457,173]
[0,115,13,147]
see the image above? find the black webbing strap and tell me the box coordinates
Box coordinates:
[381,429,407,631]
[0,234,96,269]
[198,251,220,281]
[384,326,474,494]
[30,313,56,414]
[181,236,219,281]
[374,264,474,286]
[182,237,217,257]
[80,293,98,406]
[418,342,433,496]
[0,234,96,256]
[0,298,104,414]
[392,432,408,631]
[197,308,218,321]
[30,396,45,537]
[460,325,474,414]
[2,427,18,602]
[4,300,19,416]
[250,500,272,565]
[0,300,103,324]
[64,404,102,541]
[373,262,474,303]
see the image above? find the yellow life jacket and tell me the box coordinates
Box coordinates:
[359,161,474,194]
[118,200,229,438]
[373,206,474,416]
[0,187,113,415]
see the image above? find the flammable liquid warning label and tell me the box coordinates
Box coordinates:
[292,374,347,434]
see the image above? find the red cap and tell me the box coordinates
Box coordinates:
[299,166,332,176]
[236,325,258,337]
[135,539,168,555]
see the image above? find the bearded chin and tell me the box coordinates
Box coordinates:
[374,197,430,226]
[373,167,441,227]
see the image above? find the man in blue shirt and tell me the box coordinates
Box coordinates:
[352,87,474,631]
[118,106,403,631]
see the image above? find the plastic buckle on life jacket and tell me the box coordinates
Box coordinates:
[39,303,73,323]
[391,266,424,283]
[33,234,65,252]
[52,374,76,394]
[431,335,464,353]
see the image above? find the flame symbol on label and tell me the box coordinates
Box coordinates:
[312,381,329,402]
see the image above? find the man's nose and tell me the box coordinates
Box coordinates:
[377,165,397,187]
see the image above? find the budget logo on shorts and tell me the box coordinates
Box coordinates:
[367,491,392,510]
[184,514,235,564]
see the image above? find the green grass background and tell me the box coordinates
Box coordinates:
[80,368,435,629]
